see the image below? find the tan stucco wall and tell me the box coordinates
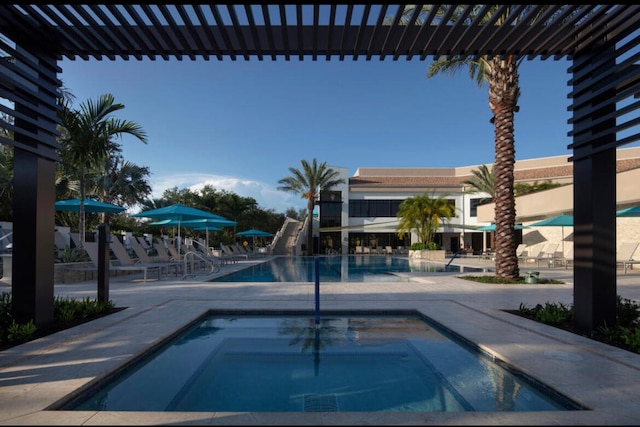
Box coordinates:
[519,217,640,261]
[478,167,640,223]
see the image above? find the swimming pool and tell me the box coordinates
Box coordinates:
[211,255,487,282]
[62,310,583,413]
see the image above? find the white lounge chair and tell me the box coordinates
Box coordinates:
[221,243,248,261]
[107,236,168,281]
[549,245,573,269]
[520,244,546,265]
[617,242,640,274]
[81,241,161,282]
[130,237,181,276]
[534,243,559,267]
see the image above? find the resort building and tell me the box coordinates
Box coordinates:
[302,146,640,257]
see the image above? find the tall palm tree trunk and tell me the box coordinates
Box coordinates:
[490,56,520,280]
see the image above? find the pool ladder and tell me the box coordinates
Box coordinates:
[445,251,463,268]
[181,251,221,280]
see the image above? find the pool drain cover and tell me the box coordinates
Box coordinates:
[303,394,339,412]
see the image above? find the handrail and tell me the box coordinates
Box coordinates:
[445,251,463,268]
[192,239,214,256]
[182,250,221,280]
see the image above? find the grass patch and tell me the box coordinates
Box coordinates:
[458,275,565,284]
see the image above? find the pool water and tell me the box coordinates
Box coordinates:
[63,311,582,413]
[211,255,487,282]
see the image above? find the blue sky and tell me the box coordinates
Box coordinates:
[59,56,574,213]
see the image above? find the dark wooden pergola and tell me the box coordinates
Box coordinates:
[1,4,639,334]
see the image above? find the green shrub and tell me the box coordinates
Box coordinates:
[616,296,640,327]
[56,246,88,263]
[534,302,573,326]
[518,297,640,354]
[0,291,118,350]
[410,242,441,250]
[7,320,37,342]
[621,327,640,352]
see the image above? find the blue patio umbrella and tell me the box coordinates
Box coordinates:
[237,228,275,237]
[476,224,527,231]
[133,204,230,257]
[148,216,235,249]
[56,198,126,244]
[617,206,640,217]
[55,198,125,214]
[529,214,574,253]
[237,228,275,247]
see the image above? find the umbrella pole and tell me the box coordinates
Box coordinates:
[177,220,181,260]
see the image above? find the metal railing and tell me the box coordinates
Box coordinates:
[182,251,221,280]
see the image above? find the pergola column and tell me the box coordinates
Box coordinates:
[571,48,618,334]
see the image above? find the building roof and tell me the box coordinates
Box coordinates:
[349,147,640,189]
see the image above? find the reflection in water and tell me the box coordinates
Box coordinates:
[279,318,349,377]
[488,364,522,410]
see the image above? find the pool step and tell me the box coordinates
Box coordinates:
[303,393,338,412]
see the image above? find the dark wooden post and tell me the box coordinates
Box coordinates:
[97,223,110,303]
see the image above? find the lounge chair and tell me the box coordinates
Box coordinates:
[516,243,527,259]
[550,246,573,269]
[534,243,559,267]
[80,241,161,282]
[130,237,181,276]
[136,235,154,252]
[617,242,640,274]
[153,240,178,261]
[519,244,546,265]
[234,242,259,258]
[107,236,169,281]
[165,240,185,261]
[221,243,248,261]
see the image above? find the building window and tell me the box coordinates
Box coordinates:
[348,199,403,218]
[470,198,481,217]
[320,191,342,228]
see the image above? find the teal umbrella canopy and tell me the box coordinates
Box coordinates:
[55,198,126,214]
[132,203,223,221]
[237,229,275,248]
[476,224,527,231]
[529,215,573,227]
[193,225,222,232]
[617,206,640,217]
[237,229,275,237]
[529,214,574,253]
[133,204,228,257]
[181,217,237,227]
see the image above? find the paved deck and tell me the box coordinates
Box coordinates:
[2,256,640,425]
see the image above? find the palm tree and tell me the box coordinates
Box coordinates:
[396,193,455,246]
[57,93,147,245]
[277,159,346,255]
[394,4,543,279]
[91,157,152,223]
[219,192,257,242]
[461,164,495,203]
